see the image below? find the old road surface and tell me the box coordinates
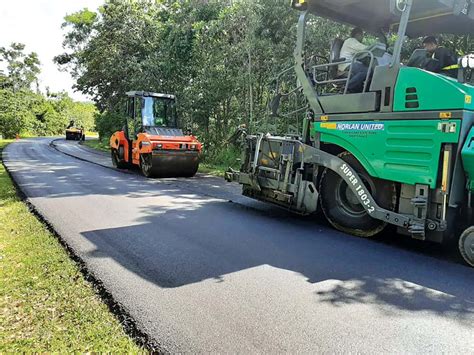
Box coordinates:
[3,137,474,353]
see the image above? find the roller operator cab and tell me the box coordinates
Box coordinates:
[226,0,474,266]
[110,91,202,178]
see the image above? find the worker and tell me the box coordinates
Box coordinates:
[339,28,369,93]
[422,36,458,78]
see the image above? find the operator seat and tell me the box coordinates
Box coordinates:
[317,38,379,114]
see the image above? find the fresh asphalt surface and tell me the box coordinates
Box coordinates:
[3,137,474,352]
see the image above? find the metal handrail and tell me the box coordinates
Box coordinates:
[308,51,376,94]
[344,50,376,94]
[310,60,350,93]
[280,106,307,118]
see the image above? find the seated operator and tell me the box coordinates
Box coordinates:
[421,36,458,78]
[339,28,370,93]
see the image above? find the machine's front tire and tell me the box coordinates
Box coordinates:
[459,226,474,267]
[319,151,396,237]
[140,153,156,178]
[111,148,128,169]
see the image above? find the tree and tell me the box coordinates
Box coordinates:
[0,43,96,138]
[55,0,473,163]
[0,43,41,92]
[55,0,298,146]
[0,89,35,138]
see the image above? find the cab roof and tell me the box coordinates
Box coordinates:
[126,91,176,100]
[305,0,474,37]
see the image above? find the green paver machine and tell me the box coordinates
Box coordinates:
[225,0,474,266]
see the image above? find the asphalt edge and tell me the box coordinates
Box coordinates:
[1,142,164,353]
[49,138,135,175]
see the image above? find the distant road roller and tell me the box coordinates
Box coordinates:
[65,120,85,141]
[110,91,202,178]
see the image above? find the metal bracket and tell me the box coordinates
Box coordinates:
[226,136,434,232]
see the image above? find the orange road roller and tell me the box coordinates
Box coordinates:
[110,91,202,178]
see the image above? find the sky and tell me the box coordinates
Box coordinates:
[0,0,104,101]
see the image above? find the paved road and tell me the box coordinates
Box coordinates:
[4,138,474,353]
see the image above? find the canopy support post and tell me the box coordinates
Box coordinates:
[391,0,413,68]
[294,11,324,115]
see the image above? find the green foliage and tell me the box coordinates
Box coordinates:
[56,0,299,143]
[0,90,35,138]
[0,43,97,138]
[0,43,41,92]
[55,0,474,160]
[203,146,241,169]
[94,110,126,141]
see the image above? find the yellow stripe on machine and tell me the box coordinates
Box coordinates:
[442,64,460,70]
[320,122,337,130]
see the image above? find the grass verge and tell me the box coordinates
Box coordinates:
[198,163,229,177]
[0,140,141,352]
[82,138,109,153]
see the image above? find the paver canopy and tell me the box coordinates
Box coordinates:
[304,0,474,36]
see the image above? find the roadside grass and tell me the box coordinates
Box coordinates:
[0,140,141,352]
[198,163,229,176]
[200,147,240,177]
[85,131,99,138]
[82,138,109,153]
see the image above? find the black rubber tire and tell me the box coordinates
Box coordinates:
[319,151,396,237]
[111,148,128,169]
[459,226,474,267]
[140,153,157,178]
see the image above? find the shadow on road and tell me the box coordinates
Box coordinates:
[81,194,474,326]
[6,139,474,326]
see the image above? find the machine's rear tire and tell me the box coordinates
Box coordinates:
[319,151,396,237]
[140,153,156,178]
[459,226,474,267]
[111,148,128,169]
